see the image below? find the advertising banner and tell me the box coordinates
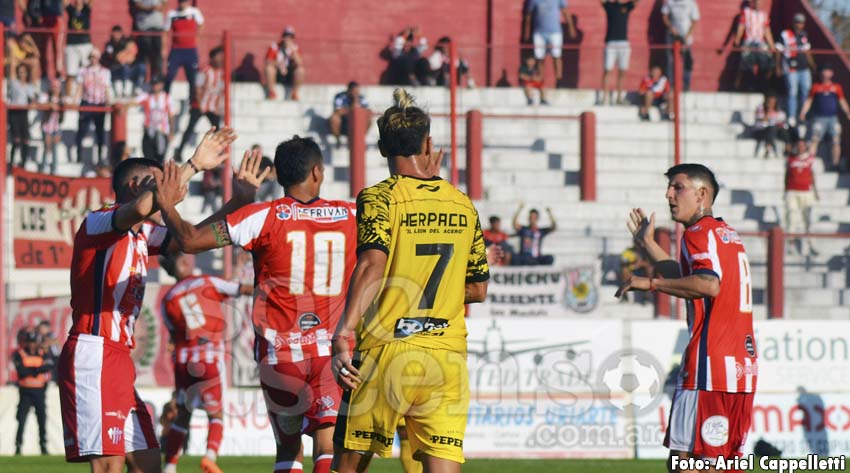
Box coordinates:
[11,169,113,269]
[467,266,599,317]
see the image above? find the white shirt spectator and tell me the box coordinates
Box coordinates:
[661,0,700,45]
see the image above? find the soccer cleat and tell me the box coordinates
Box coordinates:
[200,456,224,473]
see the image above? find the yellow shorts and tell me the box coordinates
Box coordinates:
[333,341,469,464]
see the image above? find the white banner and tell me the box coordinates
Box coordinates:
[468,266,600,317]
[464,317,632,458]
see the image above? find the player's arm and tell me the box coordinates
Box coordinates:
[333,186,394,389]
[465,215,491,303]
[113,127,236,232]
[512,202,525,232]
[616,273,719,299]
[155,151,270,254]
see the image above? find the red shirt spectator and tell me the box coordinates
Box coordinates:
[639,74,670,99]
[168,3,204,49]
[786,152,814,191]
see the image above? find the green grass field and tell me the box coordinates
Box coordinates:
[0,456,777,472]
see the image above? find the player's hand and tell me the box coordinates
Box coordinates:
[627,208,655,249]
[154,161,189,209]
[189,127,237,171]
[615,275,651,298]
[332,333,361,390]
[233,148,271,204]
[426,148,444,177]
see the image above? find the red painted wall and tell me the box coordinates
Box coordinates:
[65,0,840,93]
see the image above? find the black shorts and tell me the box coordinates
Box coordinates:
[276,63,297,85]
[9,110,30,142]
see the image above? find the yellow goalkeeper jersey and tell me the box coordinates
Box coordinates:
[355,175,489,352]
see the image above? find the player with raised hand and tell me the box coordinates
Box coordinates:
[331,88,490,473]
[159,252,253,473]
[56,127,249,473]
[616,164,757,473]
[152,136,357,473]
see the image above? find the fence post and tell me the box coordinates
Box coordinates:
[580,111,596,201]
[0,22,7,385]
[110,104,127,147]
[654,228,672,318]
[449,41,458,185]
[222,29,233,279]
[349,106,368,197]
[466,110,483,200]
[767,226,785,319]
[673,40,683,165]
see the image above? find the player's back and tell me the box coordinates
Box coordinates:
[227,196,357,363]
[162,275,239,363]
[356,175,489,352]
[679,216,756,393]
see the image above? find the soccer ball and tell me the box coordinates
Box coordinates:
[597,349,663,415]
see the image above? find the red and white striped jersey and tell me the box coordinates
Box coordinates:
[266,41,299,71]
[136,91,175,134]
[76,65,111,104]
[69,206,170,348]
[195,65,224,115]
[162,275,240,364]
[678,216,757,393]
[639,75,669,98]
[225,196,357,364]
[739,7,769,45]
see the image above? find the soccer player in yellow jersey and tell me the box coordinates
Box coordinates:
[331,89,490,473]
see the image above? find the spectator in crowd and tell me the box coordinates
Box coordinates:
[512,203,557,266]
[800,64,850,172]
[133,75,175,163]
[22,0,63,78]
[264,26,304,100]
[64,0,93,98]
[36,320,60,378]
[733,0,776,91]
[387,32,421,86]
[416,36,472,88]
[661,0,699,92]
[0,0,14,30]
[7,63,38,169]
[777,13,816,126]
[13,330,52,455]
[519,56,548,105]
[329,80,370,148]
[255,153,284,202]
[753,92,788,158]
[785,129,818,255]
[6,33,42,80]
[601,0,639,105]
[39,79,63,174]
[165,0,203,100]
[523,0,575,86]
[102,24,143,97]
[619,246,651,304]
[174,45,224,162]
[638,64,670,121]
[200,166,222,213]
[131,0,166,78]
[483,216,514,266]
[74,48,111,170]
